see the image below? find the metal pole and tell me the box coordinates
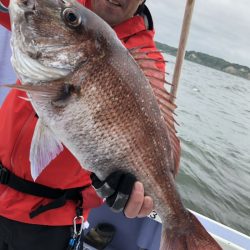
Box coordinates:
[170,0,196,103]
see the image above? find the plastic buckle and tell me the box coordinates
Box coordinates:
[0,163,9,184]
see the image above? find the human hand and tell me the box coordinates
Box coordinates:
[124,181,154,218]
[90,171,153,218]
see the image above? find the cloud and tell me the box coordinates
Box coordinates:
[147,0,250,67]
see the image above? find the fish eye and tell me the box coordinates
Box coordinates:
[62,8,82,28]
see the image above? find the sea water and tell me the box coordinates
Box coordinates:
[165,54,250,235]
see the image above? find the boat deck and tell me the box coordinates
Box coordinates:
[86,204,250,250]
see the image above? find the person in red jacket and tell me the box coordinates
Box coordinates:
[0,0,165,249]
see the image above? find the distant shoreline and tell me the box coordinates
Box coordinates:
[156,41,250,81]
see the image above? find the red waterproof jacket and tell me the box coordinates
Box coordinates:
[0,0,165,225]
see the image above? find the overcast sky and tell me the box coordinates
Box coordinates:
[147,0,250,68]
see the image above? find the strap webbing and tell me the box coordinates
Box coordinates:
[0,162,91,218]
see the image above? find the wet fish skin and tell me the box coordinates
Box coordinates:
[6,0,222,249]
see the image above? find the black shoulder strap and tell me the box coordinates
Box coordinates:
[135,3,154,31]
[143,5,154,30]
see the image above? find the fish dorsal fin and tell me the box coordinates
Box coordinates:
[129,48,180,175]
[30,119,64,180]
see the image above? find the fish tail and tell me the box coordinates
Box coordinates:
[160,211,222,250]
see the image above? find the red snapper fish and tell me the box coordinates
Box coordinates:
[4,0,222,249]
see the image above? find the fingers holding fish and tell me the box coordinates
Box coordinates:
[137,195,154,218]
[91,172,153,218]
[124,182,154,219]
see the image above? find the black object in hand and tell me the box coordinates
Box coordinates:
[90,171,137,213]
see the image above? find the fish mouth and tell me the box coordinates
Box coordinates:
[17,0,37,9]
[9,0,38,26]
[11,30,70,84]
[10,0,37,14]
[9,0,71,84]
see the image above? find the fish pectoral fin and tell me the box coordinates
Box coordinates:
[1,83,80,107]
[30,119,64,180]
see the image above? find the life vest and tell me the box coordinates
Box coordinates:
[0,0,165,225]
